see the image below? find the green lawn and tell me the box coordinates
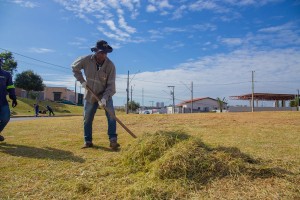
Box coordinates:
[0,112,299,199]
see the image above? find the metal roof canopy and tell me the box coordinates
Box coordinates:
[230,93,295,101]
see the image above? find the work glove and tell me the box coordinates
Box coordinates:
[12,99,17,108]
[81,81,87,89]
[98,98,106,107]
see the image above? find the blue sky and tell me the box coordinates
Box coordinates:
[0,0,300,107]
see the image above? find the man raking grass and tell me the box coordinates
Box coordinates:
[72,40,136,151]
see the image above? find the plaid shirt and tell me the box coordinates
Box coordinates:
[72,54,116,103]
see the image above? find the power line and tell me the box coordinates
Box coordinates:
[0,47,69,70]
[16,59,70,73]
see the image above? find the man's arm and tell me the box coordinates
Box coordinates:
[72,56,86,84]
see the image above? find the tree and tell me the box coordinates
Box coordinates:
[15,70,45,98]
[128,100,140,113]
[290,96,299,109]
[0,51,18,75]
[217,97,227,112]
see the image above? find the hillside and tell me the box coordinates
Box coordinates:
[8,97,95,116]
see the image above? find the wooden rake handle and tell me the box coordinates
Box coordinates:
[85,85,137,138]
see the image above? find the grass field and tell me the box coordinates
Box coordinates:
[0,111,299,199]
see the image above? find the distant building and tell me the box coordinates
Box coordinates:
[44,87,70,101]
[229,93,297,112]
[156,102,164,108]
[177,97,227,113]
[15,88,44,101]
[15,88,27,98]
[15,86,80,104]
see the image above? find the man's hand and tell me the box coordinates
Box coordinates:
[98,98,106,107]
[12,99,17,108]
[81,81,87,89]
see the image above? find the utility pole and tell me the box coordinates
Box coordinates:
[251,71,255,112]
[74,80,77,105]
[180,81,194,113]
[142,88,144,108]
[191,81,193,113]
[168,86,175,114]
[126,70,129,114]
[149,101,154,107]
[297,89,299,111]
[130,85,133,113]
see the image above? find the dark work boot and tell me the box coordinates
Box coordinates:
[81,142,93,149]
[109,138,120,150]
[0,135,4,142]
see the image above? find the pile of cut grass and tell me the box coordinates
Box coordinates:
[118,130,292,199]
[122,130,190,172]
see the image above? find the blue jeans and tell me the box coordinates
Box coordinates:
[83,98,117,143]
[0,105,10,133]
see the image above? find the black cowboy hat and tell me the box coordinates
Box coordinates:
[91,40,113,53]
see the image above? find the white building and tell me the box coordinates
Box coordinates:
[177,97,227,113]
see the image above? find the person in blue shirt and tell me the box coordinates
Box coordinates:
[0,58,17,142]
[34,103,39,117]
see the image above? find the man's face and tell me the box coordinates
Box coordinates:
[95,51,107,62]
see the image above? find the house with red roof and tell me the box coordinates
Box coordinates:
[176,97,228,113]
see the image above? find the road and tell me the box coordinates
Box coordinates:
[10,116,60,122]
[10,115,80,122]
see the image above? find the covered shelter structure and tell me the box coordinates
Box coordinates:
[229,93,296,112]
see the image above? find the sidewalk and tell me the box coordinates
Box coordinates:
[11,114,82,118]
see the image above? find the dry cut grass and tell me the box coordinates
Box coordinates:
[0,111,299,199]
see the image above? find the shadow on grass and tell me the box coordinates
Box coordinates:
[213,146,294,180]
[0,143,85,163]
[93,145,120,152]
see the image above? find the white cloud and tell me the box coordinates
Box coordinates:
[97,27,127,42]
[146,4,157,12]
[12,0,38,8]
[28,48,55,54]
[55,0,140,43]
[258,22,296,33]
[146,0,173,15]
[158,0,173,9]
[164,41,185,50]
[164,27,186,33]
[192,23,217,31]
[118,15,136,33]
[247,22,300,47]
[221,38,243,46]
[172,5,187,19]
[189,0,229,13]
[44,75,76,89]
[68,37,88,47]
[101,20,131,41]
[148,29,164,40]
[115,48,300,106]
